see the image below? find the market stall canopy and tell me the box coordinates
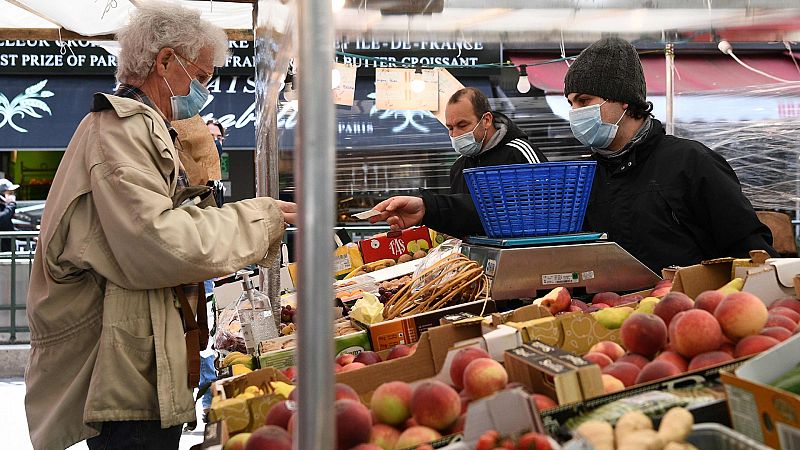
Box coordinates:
[510,53,800,95]
[1,0,800,42]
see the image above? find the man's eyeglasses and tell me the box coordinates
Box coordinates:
[175,52,216,86]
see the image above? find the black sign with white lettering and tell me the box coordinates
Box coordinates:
[0,40,255,76]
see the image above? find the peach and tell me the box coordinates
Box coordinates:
[601,374,625,394]
[463,358,508,400]
[620,313,668,358]
[334,399,372,450]
[224,432,251,450]
[335,383,361,402]
[767,307,800,324]
[715,292,768,341]
[354,351,382,366]
[386,344,414,360]
[589,341,625,362]
[370,381,412,426]
[694,290,725,314]
[655,351,689,372]
[411,380,461,431]
[244,425,290,450]
[621,293,645,304]
[761,326,793,342]
[449,347,491,389]
[341,362,366,372]
[650,279,674,297]
[602,362,641,387]
[531,393,557,411]
[734,335,780,358]
[336,353,356,366]
[765,314,797,332]
[635,360,682,384]
[287,413,296,436]
[669,309,724,359]
[265,400,295,429]
[394,426,441,449]
[768,298,800,314]
[654,292,694,326]
[617,353,650,370]
[592,291,621,305]
[537,286,572,314]
[720,343,735,357]
[448,414,467,434]
[688,351,734,371]
[369,424,400,450]
[571,299,591,312]
[583,352,613,369]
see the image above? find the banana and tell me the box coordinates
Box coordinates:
[230,356,254,370]
[223,351,247,367]
[270,381,295,399]
[232,364,253,375]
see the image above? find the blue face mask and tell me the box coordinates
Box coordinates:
[568,100,626,154]
[163,58,210,121]
[451,114,488,157]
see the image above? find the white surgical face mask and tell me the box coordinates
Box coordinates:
[451,114,488,157]
[568,100,626,154]
[163,58,210,121]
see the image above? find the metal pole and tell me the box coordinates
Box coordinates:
[665,42,675,135]
[254,1,288,327]
[296,0,335,447]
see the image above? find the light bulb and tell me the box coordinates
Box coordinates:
[332,0,345,11]
[410,78,426,93]
[332,68,341,89]
[718,40,733,55]
[516,64,531,94]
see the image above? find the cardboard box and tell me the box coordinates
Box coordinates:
[671,255,800,306]
[208,367,290,433]
[504,344,583,405]
[721,333,800,448]
[336,322,486,398]
[258,330,371,370]
[334,242,364,279]
[507,309,623,355]
[366,298,497,351]
[358,226,433,264]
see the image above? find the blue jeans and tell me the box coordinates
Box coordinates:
[86,420,182,450]
[200,353,216,409]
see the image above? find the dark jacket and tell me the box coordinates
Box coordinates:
[583,118,777,274]
[420,112,547,237]
[0,200,15,252]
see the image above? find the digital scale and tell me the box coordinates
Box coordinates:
[461,232,661,300]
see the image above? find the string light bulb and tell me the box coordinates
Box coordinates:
[410,67,426,93]
[516,64,531,94]
[332,67,341,89]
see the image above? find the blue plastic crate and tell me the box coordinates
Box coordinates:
[463,161,597,238]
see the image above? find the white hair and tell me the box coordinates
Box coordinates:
[116,1,229,85]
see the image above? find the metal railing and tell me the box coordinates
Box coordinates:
[0,231,38,344]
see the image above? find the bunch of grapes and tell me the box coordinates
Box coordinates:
[280,305,296,326]
[377,275,412,303]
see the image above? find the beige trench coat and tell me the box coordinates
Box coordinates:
[25,94,284,450]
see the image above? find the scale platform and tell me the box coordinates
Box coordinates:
[462,233,661,300]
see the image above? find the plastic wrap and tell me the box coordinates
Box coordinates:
[674,83,800,212]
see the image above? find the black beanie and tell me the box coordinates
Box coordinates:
[564,37,646,107]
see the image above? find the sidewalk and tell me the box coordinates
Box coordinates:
[1,378,205,450]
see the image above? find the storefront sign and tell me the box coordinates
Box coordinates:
[336,39,500,70]
[0,40,255,76]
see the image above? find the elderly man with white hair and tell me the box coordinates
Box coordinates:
[24,3,295,449]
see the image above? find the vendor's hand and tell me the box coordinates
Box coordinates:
[275,200,297,225]
[368,196,425,231]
